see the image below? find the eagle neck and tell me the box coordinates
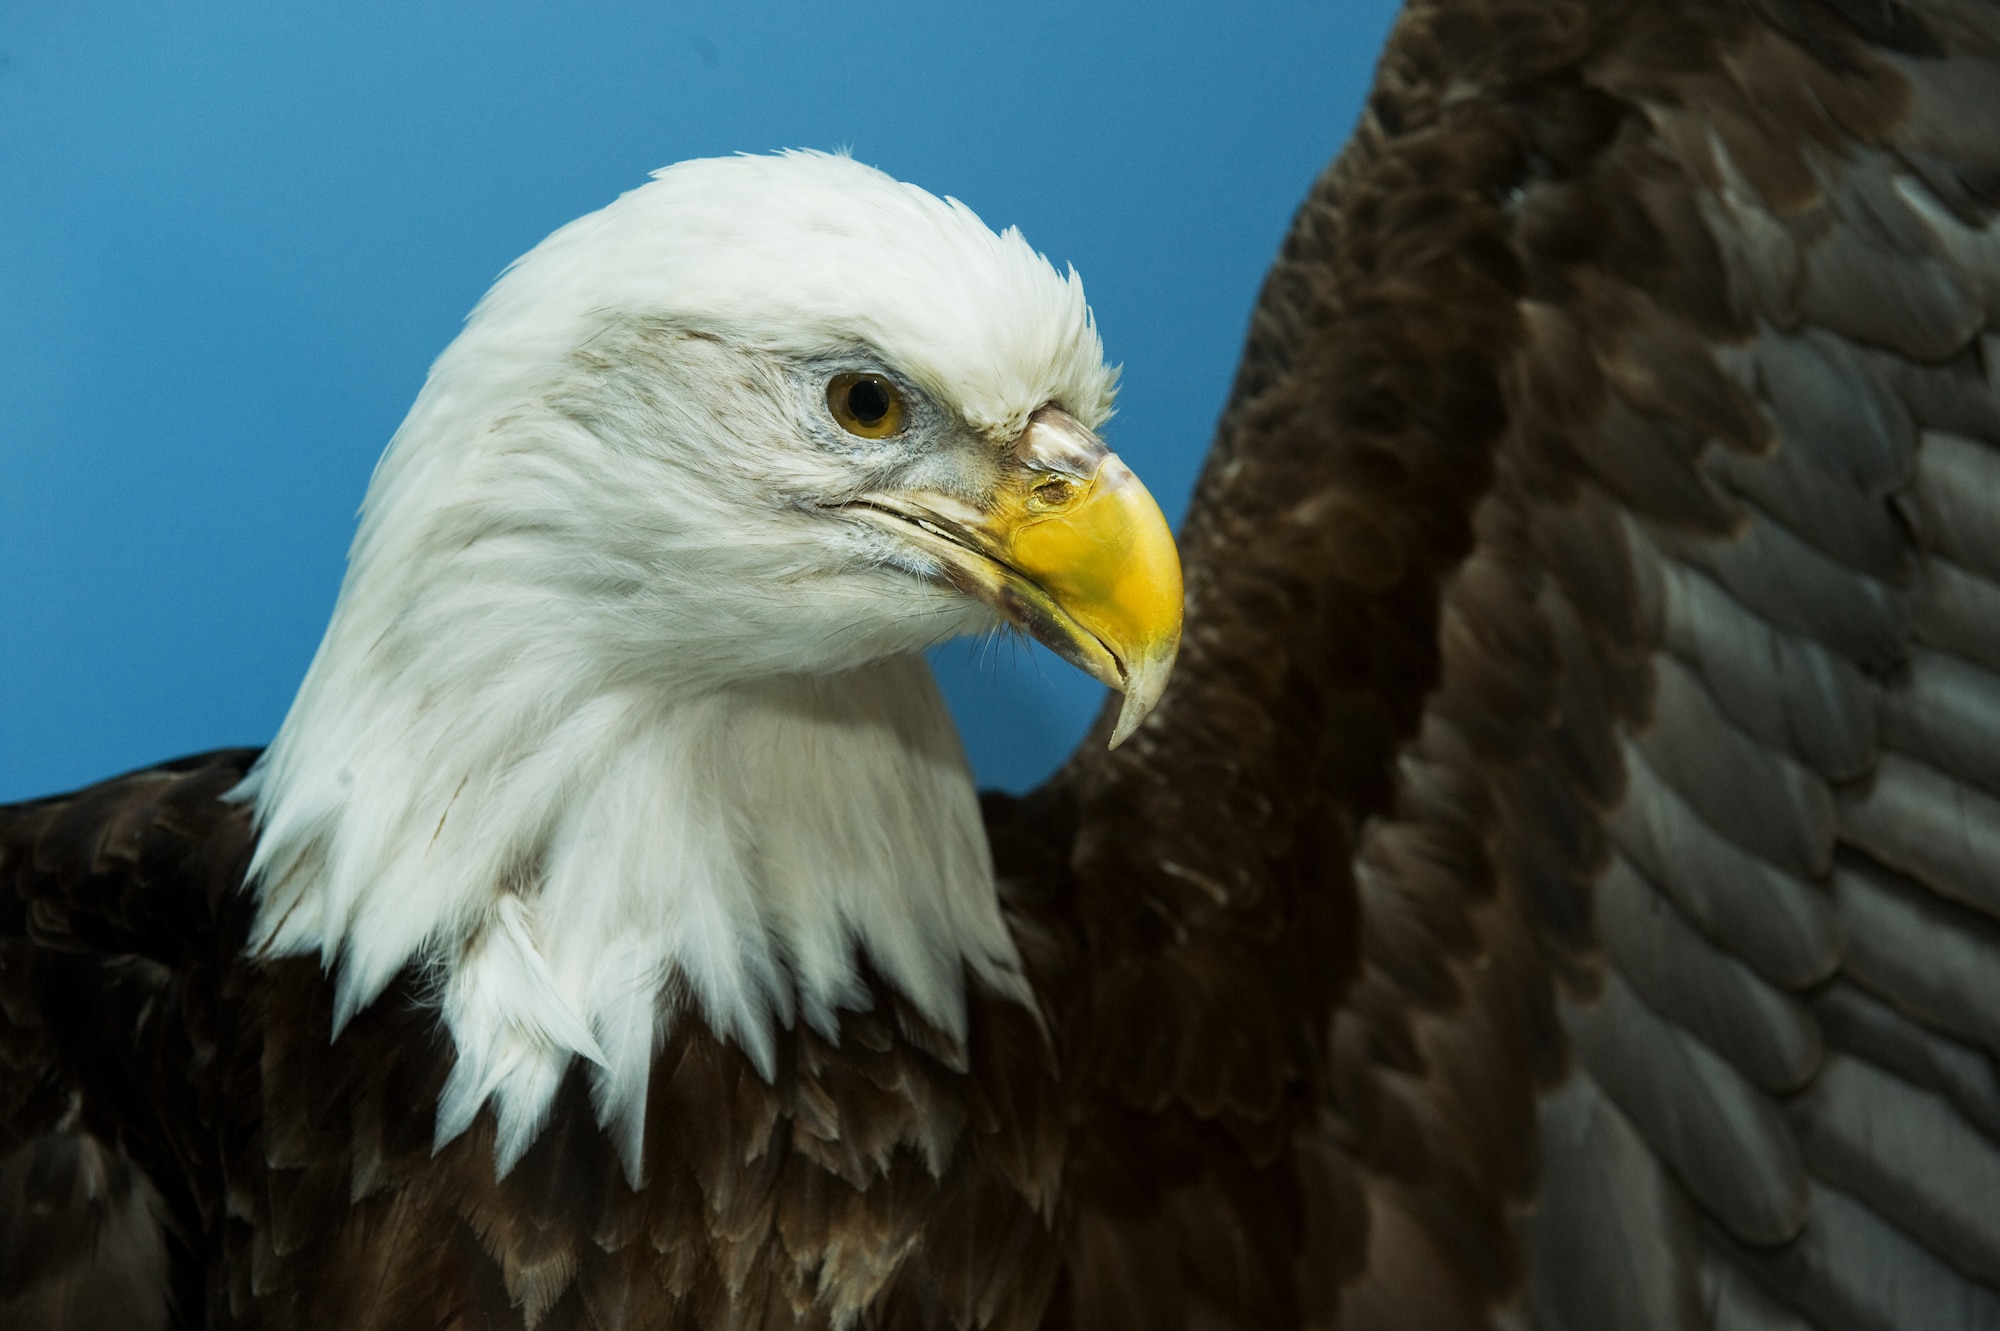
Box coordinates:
[242,654,1028,1178]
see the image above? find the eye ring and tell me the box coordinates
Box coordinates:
[827,373,907,439]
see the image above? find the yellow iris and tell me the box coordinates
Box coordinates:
[827,373,906,439]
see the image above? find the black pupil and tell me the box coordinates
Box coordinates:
[848,379,890,424]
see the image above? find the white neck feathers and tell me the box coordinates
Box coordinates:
[240,655,1027,1178]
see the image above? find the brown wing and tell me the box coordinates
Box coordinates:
[999,0,2000,1326]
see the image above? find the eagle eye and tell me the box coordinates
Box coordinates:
[828,373,906,439]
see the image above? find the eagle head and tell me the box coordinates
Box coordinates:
[238,151,1181,1176]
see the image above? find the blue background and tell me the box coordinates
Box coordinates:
[0,0,1399,802]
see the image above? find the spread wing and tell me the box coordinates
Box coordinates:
[1009,0,2000,1326]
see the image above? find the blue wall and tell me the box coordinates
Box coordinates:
[0,0,1400,800]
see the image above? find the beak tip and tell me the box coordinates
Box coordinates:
[1103,642,1178,750]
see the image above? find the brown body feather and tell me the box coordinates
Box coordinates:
[7,0,2000,1326]
[1,753,1070,1330]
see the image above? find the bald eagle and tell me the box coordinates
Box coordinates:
[7,0,2000,1328]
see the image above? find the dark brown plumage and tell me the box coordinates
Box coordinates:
[6,0,2000,1326]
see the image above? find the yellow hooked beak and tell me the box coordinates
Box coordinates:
[847,407,1183,747]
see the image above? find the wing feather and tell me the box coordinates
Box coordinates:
[1039,0,2000,1325]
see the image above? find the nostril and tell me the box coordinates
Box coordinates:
[1030,479,1077,511]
